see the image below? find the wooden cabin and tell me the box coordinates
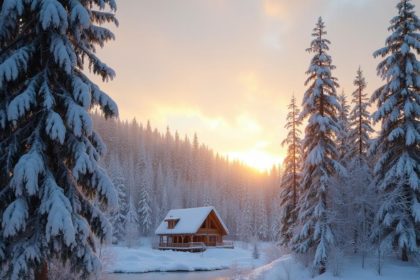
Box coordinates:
[155,206,233,252]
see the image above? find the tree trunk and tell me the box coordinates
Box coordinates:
[402,246,408,262]
[35,262,48,280]
[362,252,365,269]
[353,229,358,254]
[319,261,326,275]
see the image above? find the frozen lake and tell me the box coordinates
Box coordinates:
[106,269,233,280]
[103,240,271,279]
[104,241,266,274]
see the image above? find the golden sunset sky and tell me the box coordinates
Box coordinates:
[94,0,410,171]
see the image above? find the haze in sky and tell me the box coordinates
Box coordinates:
[94,0,411,171]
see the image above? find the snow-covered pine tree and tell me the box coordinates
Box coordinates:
[343,159,375,267]
[126,197,138,248]
[108,153,128,244]
[201,180,212,207]
[155,163,167,218]
[0,1,118,279]
[349,67,373,160]
[278,96,302,247]
[370,0,420,262]
[257,195,269,241]
[293,17,342,274]
[336,92,351,162]
[270,189,282,242]
[137,162,153,236]
[136,142,153,235]
[337,67,375,263]
[239,190,253,242]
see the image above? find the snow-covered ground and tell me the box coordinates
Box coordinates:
[105,240,267,274]
[105,240,419,279]
[241,255,420,280]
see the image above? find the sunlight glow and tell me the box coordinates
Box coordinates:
[263,0,286,18]
[226,149,283,172]
[95,0,392,176]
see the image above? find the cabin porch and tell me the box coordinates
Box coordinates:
[157,235,234,252]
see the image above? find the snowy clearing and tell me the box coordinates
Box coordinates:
[105,241,267,274]
[241,255,420,280]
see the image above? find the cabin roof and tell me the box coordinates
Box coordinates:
[155,206,229,235]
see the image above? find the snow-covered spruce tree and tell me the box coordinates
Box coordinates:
[137,174,152,235]
[342,159,375,267]
[136,143,153,235]
[370,0,420,262]
[0,1,119,279]
[336,92,351,162]
[239,190,253,242]
[330,92,353,255]
[155,163,167,223]
[345,67,374,263]
[293,17,343,274]
[349,67,373,160]
[108,153,128,244]
[125,197,138,248]
[256,196,269,241]
[278,95,302,247]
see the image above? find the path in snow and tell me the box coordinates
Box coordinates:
[239,255,420,280]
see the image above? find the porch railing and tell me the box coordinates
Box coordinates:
[216,240,234,248]
[158,242,206,249]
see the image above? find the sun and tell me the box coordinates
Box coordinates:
[226,150,283,172]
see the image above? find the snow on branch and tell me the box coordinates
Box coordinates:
[92,166,118,210]
[72,142,93,179]
[1,0,24,16]
[2,198,28,238]
[50,34,77,74]
[40,177,76,246]
[90,10,119,26]
[82,47,115,81]
[39,0,68,32]
[45,111,66,144]
[72,76,92,109]
[7,78,38,123]
[89,131,107,158]
[66,101,93,137]
[40,78,55,109]
[73,215,90,242]
[94,0,118,11]
[87,25,116,47]
[11,149,45,196]
[90,82,118,117]
[0,46,32,88]
[89,201,113,242]
[70,1,90,29]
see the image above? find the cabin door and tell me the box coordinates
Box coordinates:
[209,235,217,246]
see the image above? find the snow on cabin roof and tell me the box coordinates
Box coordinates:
[155,206,229,235]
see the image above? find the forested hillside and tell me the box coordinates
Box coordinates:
[92,114,282,243]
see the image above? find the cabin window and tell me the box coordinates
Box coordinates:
[167,219,178,229]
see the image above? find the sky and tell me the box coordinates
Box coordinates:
[93,0,416,172]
